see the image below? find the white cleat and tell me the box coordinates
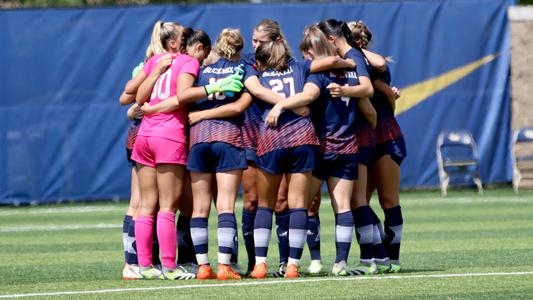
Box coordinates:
[122,263,142,280]
[307,260,324,275]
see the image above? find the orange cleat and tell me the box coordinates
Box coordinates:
[284,263,300,278]
[248,262,268,279]
[196,264,215,280]
[217,264,242,280]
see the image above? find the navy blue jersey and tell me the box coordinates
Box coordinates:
[370,66,403,144]
[344,48,371,79]
[189,58,245,148]
[307,70,359,155]
[256,60,319,156]
[242,53,262,152]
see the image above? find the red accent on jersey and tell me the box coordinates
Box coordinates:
[189,119,243,149]
[257,118,319,156]
[126,122,140,150]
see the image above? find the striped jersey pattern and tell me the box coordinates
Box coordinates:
[257,118,319,157]
[189,119,243,149]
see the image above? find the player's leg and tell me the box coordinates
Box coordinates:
[123,166,142,279]
[176,173,198,273]
[306,189,323,275]
[374,153,403,273]
[272,175,290,277]
[241,164,258,274]
[328,177,355,276]
[249,167,282,279]
[350,162,377,275]
[215,170,243,280]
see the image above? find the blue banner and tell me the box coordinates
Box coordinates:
[0,0,514,204]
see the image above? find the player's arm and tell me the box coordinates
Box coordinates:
[309,56,356,73]
[119,90,136,106]
[361,49,387,73]
[265,83,320,127]
[328,76,374,99]
[189,92,253,125]
[373,79,400,111]
[358,97,377,129]
[244,76,308,117]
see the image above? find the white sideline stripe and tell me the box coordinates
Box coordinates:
[0,223,121,233]
[0,206,125,216]
[1,271,532,299]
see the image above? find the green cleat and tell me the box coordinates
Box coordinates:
[162,266,196,280]
[388,263,401,273]
[307,260,324,275]
[376,263,391,274]
[139,266,163,280]
[331,261,349,276]
[348,262,378,275]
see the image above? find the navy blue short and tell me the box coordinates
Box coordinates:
[187,142,247,173]
[255,145,317,175]
[245,148,256,163]
[372,137,407,166]
[126,148,136,167]
[312,153,359,181]
[356,146,375,167]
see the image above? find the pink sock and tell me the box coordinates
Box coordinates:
[135,215,154,267]
[157,211,177,269]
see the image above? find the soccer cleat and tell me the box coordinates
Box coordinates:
[162,266,196,280]
[284,263,300,278]
[331,261,349,276]
[178,263,199,274]
[217,264,242,280]
[376,262,392,274]
[388,263,401,273]
[270,262,286,278]
[249,262,268,279]
[139,266,163,280]
[349,262,378,275]
[196,264,216,280]
[122,263,142,280]
[307,260,324,275]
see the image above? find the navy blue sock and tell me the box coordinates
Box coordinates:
[123,215,132,262]
[369,207,388,260]
[176,214,196,264]
[191,217,209,265]
[254,207,273,261]
[125,217,138,265]
[218,213,237,265]
[383,205,403,261]
[231,228,239,264]
[275,210,290,264]
[307,215,321,261]
[152,219,161,266]
[242,209,256,270]
[335,212,353,263]
[288,208,308,264]
[352,206,374,261]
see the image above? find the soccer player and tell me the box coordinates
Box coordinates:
[132,28,241,280]
[349,20,406,273]
[265,25,361,276]
[182,28,250,280]
[118,21,185,280]
[243,21,356,278]
[317,19,381,275]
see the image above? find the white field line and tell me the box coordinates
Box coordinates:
[1,271,532,299]
[0,223,121,233]
[0,206,125,216]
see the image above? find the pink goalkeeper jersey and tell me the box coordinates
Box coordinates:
[137,53,200,143]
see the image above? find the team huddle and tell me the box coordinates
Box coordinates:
[119,18,406,280]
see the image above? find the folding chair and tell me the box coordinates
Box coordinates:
[511,127,533,193]
[436,130,483,196]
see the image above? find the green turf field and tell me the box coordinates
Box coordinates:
[1,189,532,299]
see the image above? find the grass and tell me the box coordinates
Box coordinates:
[0,188,532,299]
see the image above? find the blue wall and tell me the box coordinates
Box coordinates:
[0,0,514,204]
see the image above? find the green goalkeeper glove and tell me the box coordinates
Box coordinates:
[204,73,244,95]
[131,62,144,78]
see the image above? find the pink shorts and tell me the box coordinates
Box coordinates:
[131,135,188,167]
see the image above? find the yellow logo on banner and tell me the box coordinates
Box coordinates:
[395,54,497,116]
